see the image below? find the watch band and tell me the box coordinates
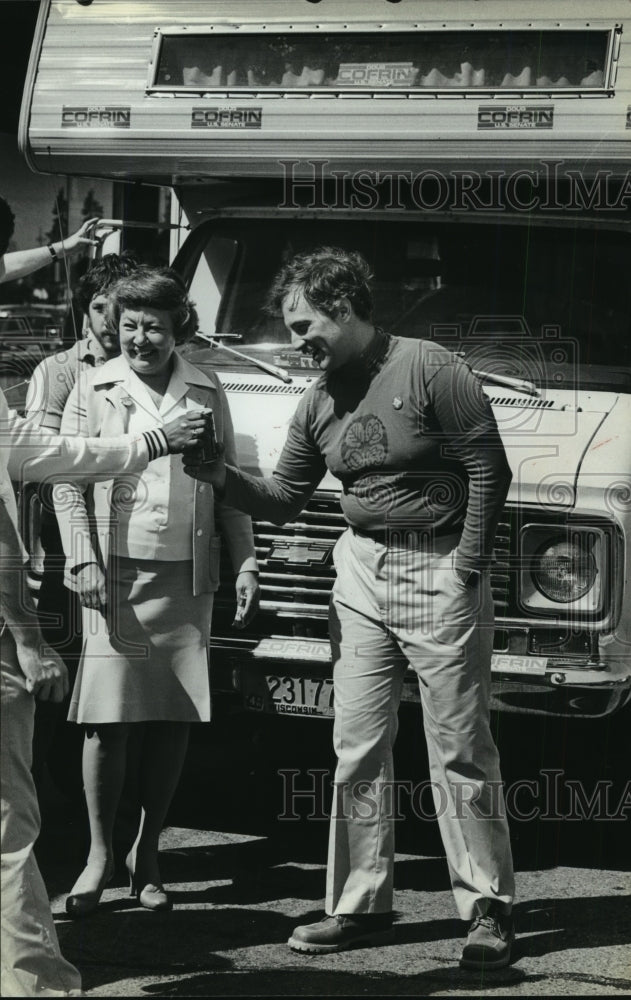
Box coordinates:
[47,244,58,260]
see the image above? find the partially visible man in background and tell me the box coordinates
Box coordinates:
[26,253,139,431]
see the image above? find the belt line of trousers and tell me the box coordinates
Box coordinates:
[325,528,515,921]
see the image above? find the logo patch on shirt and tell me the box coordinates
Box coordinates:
[341,415,388,471]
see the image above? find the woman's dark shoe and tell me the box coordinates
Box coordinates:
[65,858,115,918]
[125,849,171,911]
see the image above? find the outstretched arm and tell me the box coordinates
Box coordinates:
[3,391,207,483]
[185,392,327,526]
[0,218,100,285]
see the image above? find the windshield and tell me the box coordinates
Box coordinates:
[183,217,630,391]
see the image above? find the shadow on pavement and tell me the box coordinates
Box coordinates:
[56,904,528,996]
[52,890,631,995]
[138,966,529,997]
[514,894,631,956]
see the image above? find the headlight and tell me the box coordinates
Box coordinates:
[532,537,597,603]
[519,523,609,617]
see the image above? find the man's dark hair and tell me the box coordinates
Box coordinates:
[0,197,16,257]
[106,265,198,345]
[265,246,373,321]
[74,252,139,314]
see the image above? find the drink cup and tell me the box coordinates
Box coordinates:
[199,410,218,463]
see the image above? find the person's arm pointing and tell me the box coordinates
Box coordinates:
[0,219,100,285]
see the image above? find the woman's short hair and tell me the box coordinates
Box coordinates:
[106,266,198,345]
[265,246,373,321]
[75,252,139,315]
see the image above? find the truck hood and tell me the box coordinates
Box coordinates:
[220,373,341,490]
[486,388,615,508]
[218,373,616,509]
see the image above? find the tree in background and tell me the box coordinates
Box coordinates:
[42,188,104,306]
[81,189,104,223]
[44,187,68,246]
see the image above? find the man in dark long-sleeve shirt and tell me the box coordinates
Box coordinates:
[186,247,516,970]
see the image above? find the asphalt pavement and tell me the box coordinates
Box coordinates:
[35,704,631,997]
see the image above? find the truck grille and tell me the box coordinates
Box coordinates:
[254,494,345,619]
[216,491,517,624]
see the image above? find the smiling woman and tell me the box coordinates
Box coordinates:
[120,305,177,380]
[54,265,259,919]
[105,268,200,408]
[109,266,197,368]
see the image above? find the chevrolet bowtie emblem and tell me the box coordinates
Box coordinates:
[268,540,332,566]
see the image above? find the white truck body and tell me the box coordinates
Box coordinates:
[19,0,631,717]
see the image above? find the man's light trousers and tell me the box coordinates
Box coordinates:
[1,630,82,997]
[325,528,515,921]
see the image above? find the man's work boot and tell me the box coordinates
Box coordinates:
[288,913,394,954]
[460,904,515,970]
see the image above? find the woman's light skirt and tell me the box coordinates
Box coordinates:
[68,556,213,724]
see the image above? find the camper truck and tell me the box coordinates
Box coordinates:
[19,0,631,719]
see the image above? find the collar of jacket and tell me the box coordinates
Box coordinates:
[65,334,102,367]
[89,352,218,393]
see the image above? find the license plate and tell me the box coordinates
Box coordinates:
[491,654,548,675]
[243,674,335,718]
